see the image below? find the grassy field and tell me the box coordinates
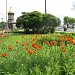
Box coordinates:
[0,33,75,75]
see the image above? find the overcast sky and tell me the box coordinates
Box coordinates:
[0,0,75,23]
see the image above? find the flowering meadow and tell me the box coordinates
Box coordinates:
[0,33,75,75]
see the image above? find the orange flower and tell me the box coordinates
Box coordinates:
[32,43,40,50]
[46,41,50,46]
[22,42,26,46]
[62,50,67,52]
[31,38,36,41]
[36,46,40,50]
[32,44,37,48]
[26,47,29,50]
[0,35,2,38]
[32,42,36,46]
[22,35,24,38]
[72,41,75,45]
[50,42,53,45]
[63,36,67,39]
[16,41,18,44]
[4,34,6,37]
[1,53,6,57]
[52,41,57,45]
[28,50,34,54]
[8,46,12,50]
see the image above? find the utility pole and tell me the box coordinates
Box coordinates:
[45,0,47,14]
[5,0,8,30]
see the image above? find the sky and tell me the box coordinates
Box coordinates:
[0,0,75,24]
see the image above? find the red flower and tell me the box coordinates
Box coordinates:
[73,41,75,45]
[0,35,2,38]
[32,43,40,50]
[1,53,6,57]
[62,50,67,52]
[46,41,50,46]
[26,47,29,50]
[28,50,34,54]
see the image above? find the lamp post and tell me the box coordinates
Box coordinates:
[45,0,47,14]
[5,0,8,30]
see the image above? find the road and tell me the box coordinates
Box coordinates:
[56,28,75,33]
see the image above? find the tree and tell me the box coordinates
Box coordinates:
[16,11,61,34]
[63,16,75,28]
[42,14,61,33]
[26,11,42,33]
[16,16,23,28]
[0,21,5,30]
[63,16,70,28]
[16,11,42,33]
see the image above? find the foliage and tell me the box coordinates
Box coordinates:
[11,29,19,33]
[16,11,61,34]
[0,33,75,75]
[0,21,5,30]
[63,16,75,28]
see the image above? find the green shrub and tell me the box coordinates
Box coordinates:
[50,28,55,34]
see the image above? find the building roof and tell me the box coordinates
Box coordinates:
[8,7,14,13]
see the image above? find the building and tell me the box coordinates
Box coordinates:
[8,7,16,29]
[4,7,16,30]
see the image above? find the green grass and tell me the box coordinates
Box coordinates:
[0,33,75,75]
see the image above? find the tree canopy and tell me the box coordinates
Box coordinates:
[63,16,75,28]
[0,21,5,30]
[16,11,61,34]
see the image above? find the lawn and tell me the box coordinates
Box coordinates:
[0,33,75,75]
